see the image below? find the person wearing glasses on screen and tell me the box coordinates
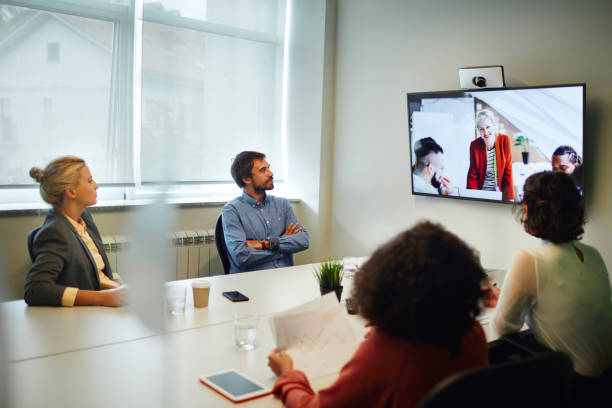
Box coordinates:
[466,110,514,201]
[412,137,455,196]
[268,221,489,408]
[484,171,612,405]
[222,151,309,274]
[25,156,126,307]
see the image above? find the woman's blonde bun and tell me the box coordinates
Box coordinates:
[29,167,46,183]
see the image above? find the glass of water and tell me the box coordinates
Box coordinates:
[234,313,258,350]
[165,284,186,315]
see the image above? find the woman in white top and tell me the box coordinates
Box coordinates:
[485,171,612,402]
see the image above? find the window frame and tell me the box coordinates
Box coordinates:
[0,0,290,210]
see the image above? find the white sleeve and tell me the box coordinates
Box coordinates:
[492,250,537,335]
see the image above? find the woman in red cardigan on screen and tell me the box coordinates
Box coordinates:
[466,109,515,201]
[267,221,489,408]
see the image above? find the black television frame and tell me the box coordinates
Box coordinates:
[406,83,586,204]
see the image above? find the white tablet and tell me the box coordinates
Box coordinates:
[199,369,272,403]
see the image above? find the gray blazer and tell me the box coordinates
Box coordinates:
[24,208,113,306]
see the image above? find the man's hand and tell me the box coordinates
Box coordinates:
[246,240,264,249]
[283,222,302,236]
[268,349,294,376]
[439,177,454,196]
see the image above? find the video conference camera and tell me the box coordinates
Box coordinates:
[459,65,505,89]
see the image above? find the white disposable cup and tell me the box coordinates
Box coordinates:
[165,284,186,315]
[234,314,258,350]
[192,280,211,308]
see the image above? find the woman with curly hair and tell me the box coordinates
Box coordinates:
[268,221,489,408]
[486,171,612,401]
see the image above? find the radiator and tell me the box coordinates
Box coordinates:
[102,229,224,281]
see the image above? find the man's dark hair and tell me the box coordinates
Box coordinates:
[231,151,266,188]
[414,137,443,171]
[516,171,585,243]
[352,221,486,355]
[552,145,582,166]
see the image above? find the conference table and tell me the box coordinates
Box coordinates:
[1,263,506,408]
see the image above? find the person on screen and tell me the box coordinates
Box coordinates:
[466,110,514,201]
[552,145,583,188]
[222,151,309,274]
[412,137,454,196]
[268,221,489,408]
[484,171,612,404]
[25,156,126,307]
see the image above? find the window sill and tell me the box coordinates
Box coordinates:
[0,190,302,216]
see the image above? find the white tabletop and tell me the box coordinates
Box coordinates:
[2,264,506,408]
[1,263,325,363]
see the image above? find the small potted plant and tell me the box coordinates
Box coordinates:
[513,133,532,164]
[313,260,344,302]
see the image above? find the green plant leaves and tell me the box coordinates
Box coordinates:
[313,260,344,290]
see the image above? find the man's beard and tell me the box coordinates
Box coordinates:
[253,180,274,194]
[430,173,441,189]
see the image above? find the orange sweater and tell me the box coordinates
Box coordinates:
[272,323,489,408]
[466,134,515,201]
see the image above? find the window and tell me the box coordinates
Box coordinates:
[46,42,59,62]
[0,98,11,141]
[140,0,286,184]
[0,1,130,187]
[0,0,287,205]
[42,97,53,129]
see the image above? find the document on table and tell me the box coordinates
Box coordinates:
[269,293,360,379]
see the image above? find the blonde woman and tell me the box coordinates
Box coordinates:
[466,110,514,201]
[25,156,126,307]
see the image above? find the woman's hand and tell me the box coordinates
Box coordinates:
[482,282,500,308]
[100,280,121,290]
[268,349,293,376]
[100,286,128,307]
[74,285,128,307]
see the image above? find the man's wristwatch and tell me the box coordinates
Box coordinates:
[260,238,280,251]
[268,237,280,251]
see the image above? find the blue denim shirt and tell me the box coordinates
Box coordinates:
[221,192,309,273]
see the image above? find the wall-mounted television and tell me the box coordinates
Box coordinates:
[407,84,585,203]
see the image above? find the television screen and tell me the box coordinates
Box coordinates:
[407,84,585,203]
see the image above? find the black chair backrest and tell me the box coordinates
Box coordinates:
[215,215,231,274]
[27,227,41,261]
[417,351,573,408]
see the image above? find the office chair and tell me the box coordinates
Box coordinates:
[416,351,573,408]
[214,215,231,274]
[489,329,552,364]
[27,227,41,261]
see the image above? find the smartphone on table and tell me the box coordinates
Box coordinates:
[222,291,249,302]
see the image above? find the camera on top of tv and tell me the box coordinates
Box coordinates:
[459,65,505,89]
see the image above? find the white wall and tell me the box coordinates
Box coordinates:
[285,0,336,264]
[330,0,612,272]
